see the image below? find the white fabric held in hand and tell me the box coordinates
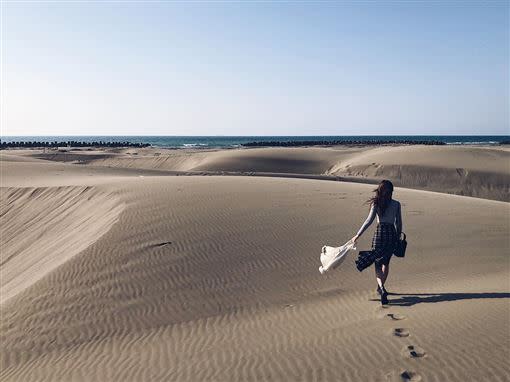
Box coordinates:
[319,241,356,274]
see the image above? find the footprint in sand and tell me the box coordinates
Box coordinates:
[407,345,426,358]
[400,370,422,381]
[387,313,406,321]
[393,328,410,337]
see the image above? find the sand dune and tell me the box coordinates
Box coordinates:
[27,145,510,201]
[0,185,124,304]
[1,152,509,381]
[31,147,353,173]
[327,145,510,202]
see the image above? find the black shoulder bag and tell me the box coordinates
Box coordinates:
[394,232,407,258]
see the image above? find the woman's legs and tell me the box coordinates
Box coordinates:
[381,263,390,284]
[375,260,391,287]
[375,261,390,304]
[375,264,384,289]
[375,262,389,304]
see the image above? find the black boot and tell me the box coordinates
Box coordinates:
[380,286,388,305]
[377,285,391,295]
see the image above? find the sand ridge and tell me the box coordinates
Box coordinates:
[0,185,125,304]
[21,145,510,201]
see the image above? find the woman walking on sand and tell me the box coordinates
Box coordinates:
[351,180,402,305]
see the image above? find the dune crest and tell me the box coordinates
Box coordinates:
[27,145,510,201]
[0,186,124,304]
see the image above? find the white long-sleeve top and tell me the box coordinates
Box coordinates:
[356,199,402,237]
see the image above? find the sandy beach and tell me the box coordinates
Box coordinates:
[1,145,509,381]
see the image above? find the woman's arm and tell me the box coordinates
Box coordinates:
[395,202,402,236]
[353,204,376,240]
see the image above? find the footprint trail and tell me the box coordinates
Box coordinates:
[407,345,426,358]
[394,328,410,337]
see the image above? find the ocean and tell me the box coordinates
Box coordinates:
[2,135,508,149]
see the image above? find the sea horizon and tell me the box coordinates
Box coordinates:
[2,135,509,149]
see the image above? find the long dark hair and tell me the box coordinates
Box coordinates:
[367,180,394,215]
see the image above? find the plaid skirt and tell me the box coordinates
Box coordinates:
[355,223,397,272]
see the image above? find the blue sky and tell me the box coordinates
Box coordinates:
[2,1,509,136]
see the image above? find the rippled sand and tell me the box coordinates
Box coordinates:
[1,148,509,381]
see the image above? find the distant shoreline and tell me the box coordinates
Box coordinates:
[0,140,151,149]
[241,139,446,147]
[2,135,509,150]
[2,138,509,150]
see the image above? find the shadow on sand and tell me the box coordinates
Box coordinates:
[377,292,510,307]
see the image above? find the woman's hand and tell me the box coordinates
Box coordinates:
[350,235,359,243]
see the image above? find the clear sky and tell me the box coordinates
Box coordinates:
[2,1,509,136]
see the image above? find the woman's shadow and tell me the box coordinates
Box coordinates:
[379,292,510,307]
